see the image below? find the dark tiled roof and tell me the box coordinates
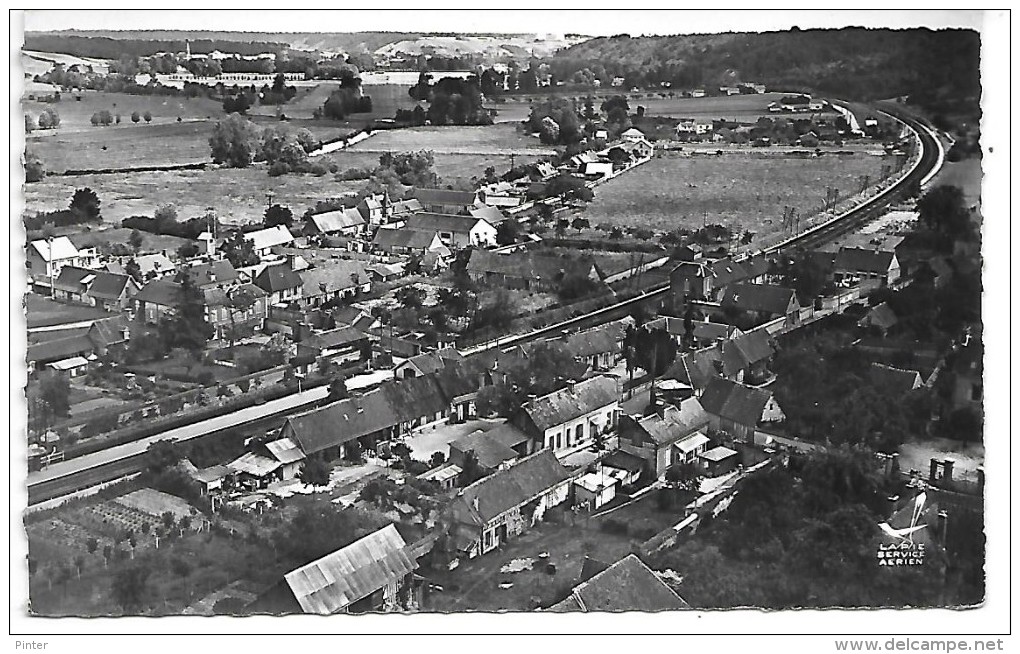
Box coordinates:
[709,258,750,287]
[449,450,571,526]
[378,374,450,422]
[26,334,94,364]
[860,302,898,331]
[371,228,441,250]
[721,329,774,367]
[667,343,739,390]
[517,376,619,432]
[699,377,772,427]
[559,325,621,359]
[549,554,688,613]
[870,362,922,395]
[184,259,238,287]
[834,247,896,274]
[433,357,485,400]
[300,259,370,296]
[404,213,492,234]
[402,348,464,376]
[411,188,479,207]
[721,283,797,316]
[450,431,519,469]
[88,316,129,348]
[484,423,532,450]
[255,264,303,294]
[284,390,399,456]
[302,326,367,351]
[601,449,646,474]
[134,279,181,307]
[630,397,710,446]
[52,266,133,300]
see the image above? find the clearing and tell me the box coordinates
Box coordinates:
[582,149,897,238]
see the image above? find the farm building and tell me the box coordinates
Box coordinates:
[402,213,497,249]
[411,187,483,214]
[279,524,419,614]
[546,554,689,612]
[510,375,620,455]
[445,450,572,559]
[619,397,712,478]
[371,228,447,256]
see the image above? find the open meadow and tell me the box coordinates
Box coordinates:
[583,149,897,237]
[24,166,365,226]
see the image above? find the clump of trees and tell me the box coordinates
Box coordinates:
[474,341,587,417]
[317,70,372,120]
[90,110,115,126]
[526,98,582,145]
[208,115,321,175]
[407,73,492,126]
[35,108,61,130]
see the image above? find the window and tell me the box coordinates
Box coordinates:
[576,422,584,441]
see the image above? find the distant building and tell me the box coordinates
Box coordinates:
[305,208,367,238]
[410,188,483,214]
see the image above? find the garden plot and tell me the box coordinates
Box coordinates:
[115,488,196,521]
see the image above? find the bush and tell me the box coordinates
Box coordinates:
[268,161,290,177]
[309,162,328,176]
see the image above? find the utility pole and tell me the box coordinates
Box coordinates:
[265,192,274,210]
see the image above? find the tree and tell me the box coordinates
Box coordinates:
[111,565,150,613]
[143,110,152,123]
[495,218,521,246]
[128,229,144,253]
[571,217,590,231]
[176,241,200,260]
[144,439,183,473]
[263,204,293,227]
[24,150,45,183]
[299,458,332,487]
[69,187,101,222]
[624,325,677,377]
[665,461,703,493]
[124,258,143,283]
[395,285,424,311]
[224,284,259,351]
[37,108,61,129]
[917,185,975,247]
[328,375,350,401]
[25,114,34,133]
[220,230,260,268]
[131,111,140,123]
[38,371,71,420]
[163,270,214,359]
[209,114,263,168]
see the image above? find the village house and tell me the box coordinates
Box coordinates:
[395,347,463,379]
[305,207,367,238]
[294,326,370,374]
[619,396,712,478]
[448,429,520,474]
[298,259,372,308]
[858,302,899,336]
[331,306,377,331]
[445,450,572,559]
[402,213,497,250]
[645,316,741,349]
[699,445,741,476]
[281,389,401,461]
[870,362,924,395]
[699,377,784,443]
[478,181,524,208]
[431,357,490,423]
[365,261,407,283]
[510,375,620,455]
[670,260,715,304]
[411,187,483,214]
[673,243,704,262]
[110,251,176,281]
[276,524,419,614]
[27,237,99,287]
[51,266,139,312]
[378,374,452,435]
[371,228,447,256]
[833,246,901,287]
[26,316,131,376]
[244,225,296,258]
[388,198,425,222]
[133,275,268,340]
[253,263,304,305]
[720,283,801,328]
[556,323,622,372]
[225,436,305,490]
[547,554,689,612]
[356,194,386,226]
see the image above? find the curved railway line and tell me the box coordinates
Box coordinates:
[26,105,944,507]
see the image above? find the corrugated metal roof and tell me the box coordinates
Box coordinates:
[227,452,281,477]
[284,524,415,614]
[265,437,305,464]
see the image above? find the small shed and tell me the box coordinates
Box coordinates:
[574,471,617,511]
[699,446,739,477]
[48,355,89,377]
[417,463,463,491]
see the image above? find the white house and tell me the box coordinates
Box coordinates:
[510,375,620,455]
[244,225,296,257]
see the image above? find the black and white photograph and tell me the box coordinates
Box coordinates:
[7,7,1010,648]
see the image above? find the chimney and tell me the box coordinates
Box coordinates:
[928,458,939,484]
[942,459,954,483]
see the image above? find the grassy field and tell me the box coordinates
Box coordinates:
[28,122,216,173]
[583,150,897,237]
[347,123,556,155]
[247,82,417,124]
[23,90,226,131]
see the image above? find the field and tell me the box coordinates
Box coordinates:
[347,123,556,155]
[28,122,216,173]
[582,150,897,237]
[24,166,365,226]
[247,82,417,125]
[23,90,226,131]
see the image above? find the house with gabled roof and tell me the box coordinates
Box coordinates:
[411,187,483,214]
[51,265,139,312]
[134,275,267,339]
[395,347,463,379]
[305,208,366,237]
[510,375,620,455]
[449,429,520,474]
[469,205,507,226]
[620,396,712,478]
[556,324,622,372]
[466,249,600,291]
[402,213,497,249]
[720,328,776,385]
[445,450,572,558]
[546,554,689,613]
[721,283,800,327]
[699,377,784,443]
[244,225,295,257]
[858,302,899,335]
[388,198,424,221]
[294,326,370,373]
[26,236,92,284]
[670,260,715,304]
[298,259,371,308]
[371,228,446,256]
[253,263,304,305]
[356,194,386,226]
[833,246,900,287]
[279,524,418,614]
[870,362,923,395]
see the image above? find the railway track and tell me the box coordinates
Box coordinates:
[27,105,943,507]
